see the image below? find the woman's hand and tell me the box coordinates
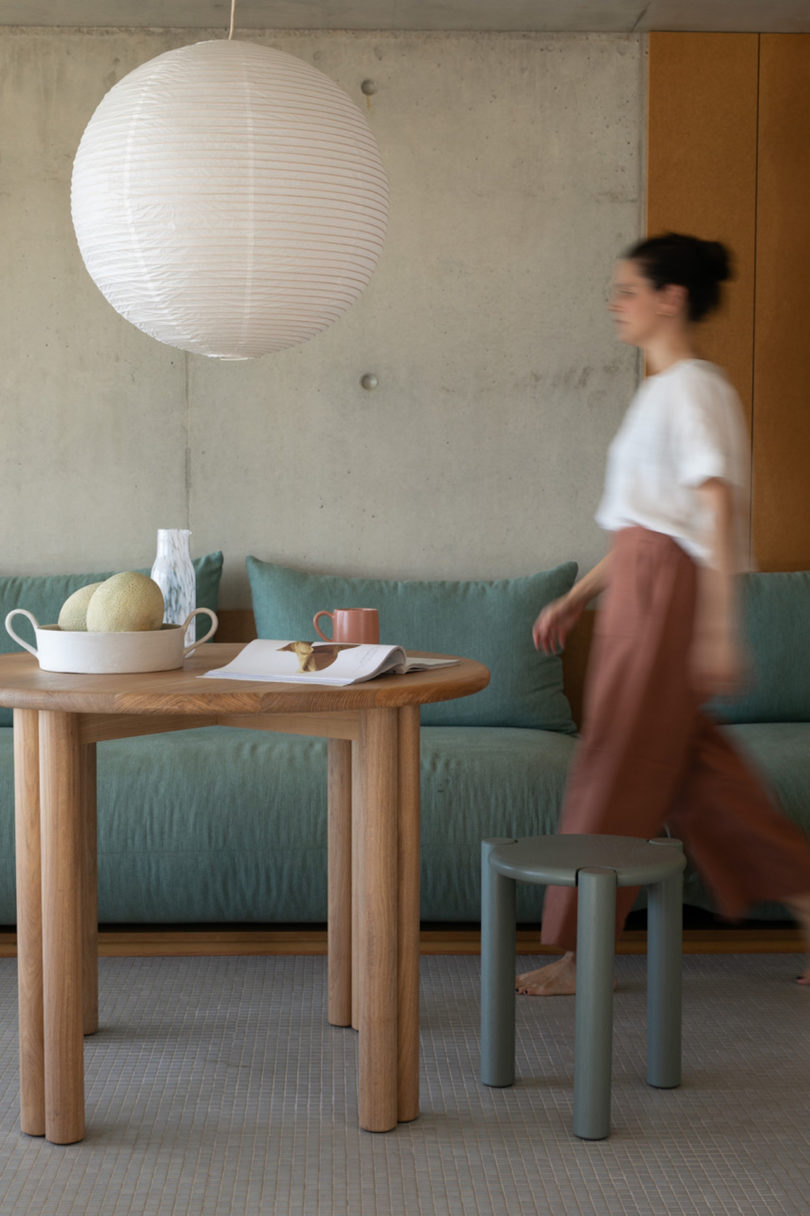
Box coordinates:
[690,625,747,700]
[692,479,748,700]
[532,593,584,654]
[533,553,611,654]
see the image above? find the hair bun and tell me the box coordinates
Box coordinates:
[699,239,732,284]
[624,231,733,321]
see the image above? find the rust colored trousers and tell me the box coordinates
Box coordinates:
[541,527,810,952]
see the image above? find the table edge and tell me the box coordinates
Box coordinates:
[0,645,491,715]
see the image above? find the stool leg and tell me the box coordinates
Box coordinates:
[646,841,684,1089]
[574,867,616,1140]
[480,839,517,1087]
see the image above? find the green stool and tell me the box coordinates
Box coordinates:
[481,834,686,1140]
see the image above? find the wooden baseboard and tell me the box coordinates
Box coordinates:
[426,927,803,955]
[0,925,802,959]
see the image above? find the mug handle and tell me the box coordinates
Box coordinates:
[313,610,333,642]
[182,608,219,657]
[5,609,40,659]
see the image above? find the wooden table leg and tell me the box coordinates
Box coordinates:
[397,705,421,1124]
[39,710,85,1145]
[356,708,398,1133]
[14,709,44,1137]
[80,742,99,1037]
[351,748,361,1032]
[327,738,352,1027]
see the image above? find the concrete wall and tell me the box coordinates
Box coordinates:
[0,28,644,606]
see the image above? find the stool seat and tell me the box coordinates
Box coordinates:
[481,833,686,1140]
[489,834,686,888]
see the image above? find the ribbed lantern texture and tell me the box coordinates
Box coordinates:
[70,40,388,359]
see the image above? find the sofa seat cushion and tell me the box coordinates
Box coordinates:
[419,726,576,921]
[0,725,576,925]
[728,723,810,869]
[0,721,804,927]
[99,726,329,925]
[726,722,810,822]
[680,723,810,917]
[0,725,329,925]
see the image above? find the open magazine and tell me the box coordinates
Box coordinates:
[201,639,459,687]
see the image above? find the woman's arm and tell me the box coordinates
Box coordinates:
[532,552,613,654]
[692,478,745,698]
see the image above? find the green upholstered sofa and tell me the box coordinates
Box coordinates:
[0,558,808,928]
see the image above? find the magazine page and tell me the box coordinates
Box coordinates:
[201,639,458,686]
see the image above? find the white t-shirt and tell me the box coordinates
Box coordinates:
[595,359,751,569]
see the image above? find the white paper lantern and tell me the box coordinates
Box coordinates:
[71,40,388,359]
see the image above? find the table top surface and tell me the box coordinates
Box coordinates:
[0,644,490,716]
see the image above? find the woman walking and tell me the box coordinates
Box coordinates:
[518,233,810,996]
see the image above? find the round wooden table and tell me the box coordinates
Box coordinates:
[0,644,489,1143]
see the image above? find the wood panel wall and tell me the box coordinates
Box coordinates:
[647,34,759,423]
[752,37,810,569]
[647,33,810,571]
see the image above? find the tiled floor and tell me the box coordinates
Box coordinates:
[0,953,807,1215]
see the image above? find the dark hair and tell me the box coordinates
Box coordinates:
[623,232,733,322]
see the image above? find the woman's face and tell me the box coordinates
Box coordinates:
[608,259,674,347]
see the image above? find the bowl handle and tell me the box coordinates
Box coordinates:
[5,609,40,658]
[182,608,219,657]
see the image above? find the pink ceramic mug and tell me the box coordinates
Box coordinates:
[313,607,380,644]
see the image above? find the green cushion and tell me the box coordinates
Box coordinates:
[713,571,810,724]
[0,552,223,727]
[0,721,803,925]
[246,556,578,730]
[0,725,578,925]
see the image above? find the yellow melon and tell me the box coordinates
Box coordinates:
[85,572,165,633]
[57,582,104,631]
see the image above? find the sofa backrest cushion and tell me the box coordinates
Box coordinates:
[246,556,579,731]
[0,552,223,727]
[712,569,810,723]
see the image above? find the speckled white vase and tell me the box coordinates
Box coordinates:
[151,528,196,645]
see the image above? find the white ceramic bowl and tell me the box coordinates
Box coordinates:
[4,608,218,674]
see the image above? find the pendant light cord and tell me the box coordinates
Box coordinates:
[228,0,237,39]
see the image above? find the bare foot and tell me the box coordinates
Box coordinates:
[785,893,810,985]
[516,952,577,996]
